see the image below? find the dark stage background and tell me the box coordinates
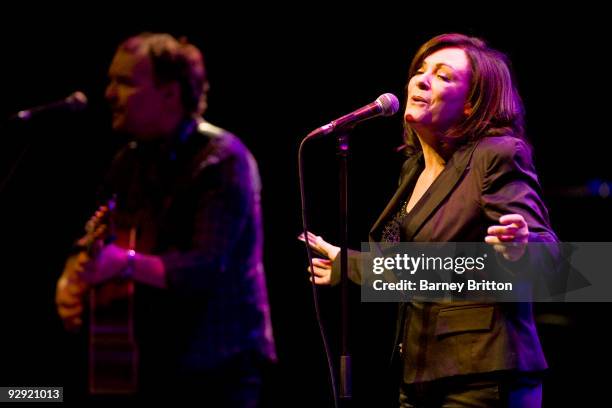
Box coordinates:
[1,7,610,407]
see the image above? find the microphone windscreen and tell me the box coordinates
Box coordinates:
[66,91,88,111]
[377,93,399,116]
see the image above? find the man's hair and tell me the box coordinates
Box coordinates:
[119,32,208,117]
[404,33,525,154]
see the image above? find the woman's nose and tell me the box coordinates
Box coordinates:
[416,75,430,91]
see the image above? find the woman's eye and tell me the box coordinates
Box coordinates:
[437,74,450,82]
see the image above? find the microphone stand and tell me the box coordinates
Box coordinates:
[336,129,352,404]
[300,93,399,406]
[0,119,33,197]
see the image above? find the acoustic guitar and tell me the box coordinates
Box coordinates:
[76,197,139,394]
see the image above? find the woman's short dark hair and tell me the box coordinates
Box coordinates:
[119,32,208,117]
[404,33,525,154]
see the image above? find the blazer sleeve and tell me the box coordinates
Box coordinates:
[479,136,561,290]
[330,249,364,286]
[479,136,557,242]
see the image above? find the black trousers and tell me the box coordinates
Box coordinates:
[75,351,265,407]
[139,351,265,407]
[399,372,542,408]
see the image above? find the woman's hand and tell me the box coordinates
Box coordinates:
[308,258,333,285]
[485,214,529,261]
[297,231,340,261]
[298,231,340,285]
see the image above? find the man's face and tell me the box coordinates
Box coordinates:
[105,49,168,139]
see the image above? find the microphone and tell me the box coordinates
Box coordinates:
[10,91,88,121]
[307,93,399,139]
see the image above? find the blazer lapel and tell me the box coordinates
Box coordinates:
[402,140,480,241]
[370,153,423,240]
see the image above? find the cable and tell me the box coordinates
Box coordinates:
[298,134,339,408]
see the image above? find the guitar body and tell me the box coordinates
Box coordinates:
[88,279,138,394]
[83,202,139,394]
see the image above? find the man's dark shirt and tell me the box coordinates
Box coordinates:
[101,119,276,382]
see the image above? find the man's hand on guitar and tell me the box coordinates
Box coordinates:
[56,252,90,331]
[56,243,132,330]
[83,243,130,285]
